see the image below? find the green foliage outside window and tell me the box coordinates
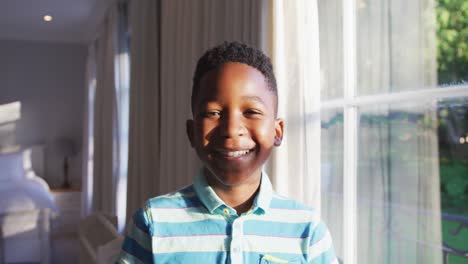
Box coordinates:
[436,0,468,84]
[436,0,468,212]
[437,1,468,262]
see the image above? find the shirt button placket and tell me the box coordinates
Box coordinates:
[223,208,230,215]
[230,218,243,264]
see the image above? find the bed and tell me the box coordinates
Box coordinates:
[0,145,58,264]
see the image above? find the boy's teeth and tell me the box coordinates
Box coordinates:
[221,149,250,157]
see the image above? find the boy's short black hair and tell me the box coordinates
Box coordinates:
[191,41,277,113]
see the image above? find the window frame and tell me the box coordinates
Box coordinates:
[320,2,468,263]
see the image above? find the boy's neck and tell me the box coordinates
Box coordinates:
[205,169,262,215]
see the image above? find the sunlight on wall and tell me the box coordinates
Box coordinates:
[0,101,21,125]
[0,101,21,148]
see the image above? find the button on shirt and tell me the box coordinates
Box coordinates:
[117,170,338,264]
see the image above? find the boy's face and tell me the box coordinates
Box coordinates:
[187,62,284,187]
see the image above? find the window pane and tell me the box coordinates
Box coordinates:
[318,0,344,100]
[438,97,468,264]
[357,98,468,263]
[321,108,344,260]
[356,0,467,95]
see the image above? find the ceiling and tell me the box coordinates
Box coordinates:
[0,0,114,44]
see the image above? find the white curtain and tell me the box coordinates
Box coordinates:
[92,5,119,215]
[85,3,130,232]
[125,0,269,222]
[81,43,96,217]
[267,0,322,210]
[357,105,442,263]
[125,0,163,222]
[318,0,442,262]
[114,2,131,233]
[356,0,437,94]
[356,0,442,262]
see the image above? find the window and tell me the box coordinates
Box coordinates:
[83,3,131,232]
[318,0,468,263]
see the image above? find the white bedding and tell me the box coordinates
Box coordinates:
[0,146,57,263]
[0,146,57,214]
[0,178,58,214]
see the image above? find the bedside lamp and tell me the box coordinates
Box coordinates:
[55,138,78,189]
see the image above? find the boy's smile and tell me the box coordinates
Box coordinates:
[187,62,284,187]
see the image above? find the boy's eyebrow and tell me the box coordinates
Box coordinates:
[241,95,266,105]
[199,96,266,106]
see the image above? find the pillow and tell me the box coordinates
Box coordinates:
[0,150,26,181]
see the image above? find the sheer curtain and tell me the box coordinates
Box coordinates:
[81,43,96,217]
[268,0,322,209]
[356,0,437,95]
[92,4,118,215]
[114,2,130,233]
[357,105,442,263]
[86,3,130,232]
[319,0,443,262]
[125,0,268,221]
[357,0,442,262]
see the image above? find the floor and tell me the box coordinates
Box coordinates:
[51,217,80,264]
[1,217,79,264]
[50,189,81,264]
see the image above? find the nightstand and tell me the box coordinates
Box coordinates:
[51,187,81,235]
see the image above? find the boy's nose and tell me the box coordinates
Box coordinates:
[220,113,246,138]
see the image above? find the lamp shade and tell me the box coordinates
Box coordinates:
[54,138,78,157]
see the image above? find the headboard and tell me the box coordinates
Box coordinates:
[0,144,45,178]
[28,145,45,178]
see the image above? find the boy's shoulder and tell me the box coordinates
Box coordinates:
[269,193,316,211]
[144,184,199,209]
[268,193,322,224]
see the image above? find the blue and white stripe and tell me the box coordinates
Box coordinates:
[118,170,337,263]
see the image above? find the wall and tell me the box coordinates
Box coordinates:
[0,39,87,188]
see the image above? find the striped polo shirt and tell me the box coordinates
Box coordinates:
[118,170,337,264]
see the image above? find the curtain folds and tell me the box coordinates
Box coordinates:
[355,0,442,261]
[84,3,130,232]
[92,5,118,215]
[81,43,96,218]
[355,104,442,263]
[268,0,322,209]
[125,0,269,222]
[114,2,131,233]
[318,0,442,261]
[125,0,162,222]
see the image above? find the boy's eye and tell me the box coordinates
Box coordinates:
[200,111,221,118]
[244,109,262,116]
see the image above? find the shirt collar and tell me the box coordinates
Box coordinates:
[193,168,273,215]
[253,170,273,214]
[193,168,225,214]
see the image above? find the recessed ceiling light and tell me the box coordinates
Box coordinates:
[43,15,53,22]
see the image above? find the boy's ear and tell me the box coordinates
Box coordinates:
[186,119,195,147]
[274,118,284,147]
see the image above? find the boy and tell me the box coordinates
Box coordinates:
[118,42,337,263]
